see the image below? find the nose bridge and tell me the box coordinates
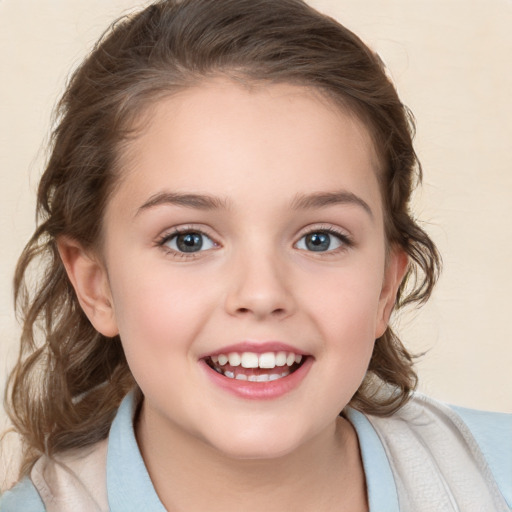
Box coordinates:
[225,239,295,319]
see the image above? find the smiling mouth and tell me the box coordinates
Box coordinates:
[205,351,305,382]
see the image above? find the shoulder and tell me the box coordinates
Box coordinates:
[1,438,109,512]
[448,401,512,446]
[448,401,512,508]
[31,439,109,512]
[388,394,512,509]
[0,477,45,512]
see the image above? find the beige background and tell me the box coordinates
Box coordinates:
[1,0,511,486]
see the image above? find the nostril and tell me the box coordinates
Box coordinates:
[235,306,287,316]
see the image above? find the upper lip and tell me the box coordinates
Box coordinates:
[199,341,309,359]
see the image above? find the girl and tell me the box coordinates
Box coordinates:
[1,0,510,510]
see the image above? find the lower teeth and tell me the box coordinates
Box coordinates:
[208,358,303,381]
[219,369,291,381]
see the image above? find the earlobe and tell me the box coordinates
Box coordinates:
[57,237,119,337]
[375,248,409,338]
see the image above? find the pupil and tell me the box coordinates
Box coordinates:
[306,232,330,251]
[177,233,203,252]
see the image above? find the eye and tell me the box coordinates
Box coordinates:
[161,230,217,253]
[295,230,349,252]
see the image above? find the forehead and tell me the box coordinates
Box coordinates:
[112,79,383,218]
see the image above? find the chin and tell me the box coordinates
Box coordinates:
[200,421,309,462]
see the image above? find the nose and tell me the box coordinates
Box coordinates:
[224,249,296,320]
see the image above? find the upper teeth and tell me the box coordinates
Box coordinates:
[211,351,302,369]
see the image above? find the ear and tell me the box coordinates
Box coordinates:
[375,247,408,338]
[57,236,119,337]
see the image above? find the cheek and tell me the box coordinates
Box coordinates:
[303,261,385,335]
[299,259,384,385]
[108,264,215,363]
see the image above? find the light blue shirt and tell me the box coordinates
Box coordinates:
[1,392,510,511]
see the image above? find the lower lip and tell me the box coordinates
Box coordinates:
[200,357,313,400]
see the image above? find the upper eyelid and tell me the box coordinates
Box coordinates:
[295,223,351,239]
[155,223,352,247]
[158,225,218,241]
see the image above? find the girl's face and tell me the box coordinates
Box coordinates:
[97,80,405,459]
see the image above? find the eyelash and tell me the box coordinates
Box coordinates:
[295,225,353,254]
[155,227,218,260]
[155,224,353,260]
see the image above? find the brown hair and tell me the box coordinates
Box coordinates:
[5,0,440,478]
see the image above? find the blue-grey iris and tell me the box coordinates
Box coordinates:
[177,233,203,252]
[305,232,331,251]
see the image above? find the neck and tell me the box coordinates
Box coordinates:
[136,402,368,512]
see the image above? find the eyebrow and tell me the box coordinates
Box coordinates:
[136,189,373,218]
[136,191,230,216]
[290,191,373,218]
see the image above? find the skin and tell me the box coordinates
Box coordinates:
[59,79,407,511]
